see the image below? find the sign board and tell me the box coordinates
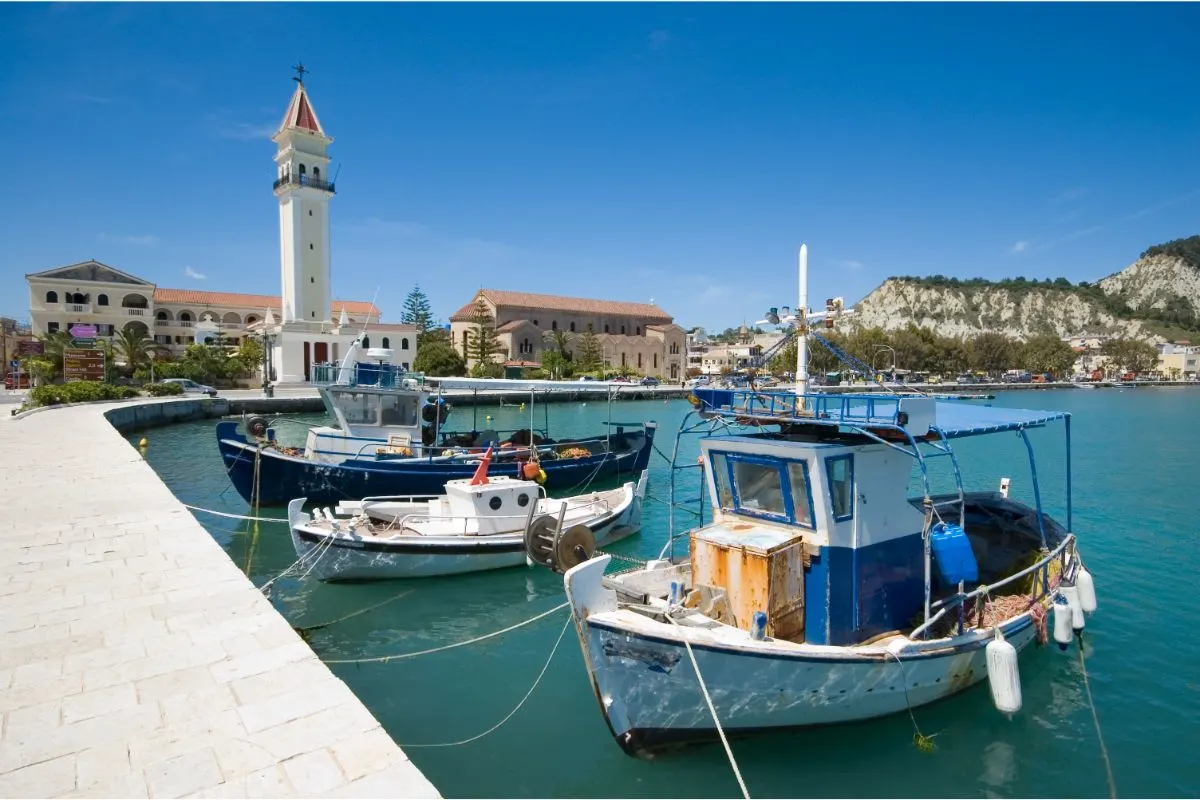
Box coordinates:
[72,338,96,347]
[16,340,43,356]
[9,360,18,369]
[63,348,105,383]
[69,324,98,339]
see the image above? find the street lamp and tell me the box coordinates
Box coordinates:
[872,345,897,380]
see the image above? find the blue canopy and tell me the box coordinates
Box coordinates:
[931,401,1067,439]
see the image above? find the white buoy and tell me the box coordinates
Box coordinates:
[986,628,1022,716]
[1076,567,1097,614]
[1062,585,1085,632]
[1052,598,1073,650]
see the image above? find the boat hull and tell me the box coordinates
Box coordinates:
[217,420,655,506]
[288,487,644,580]
[565,557,1039,757]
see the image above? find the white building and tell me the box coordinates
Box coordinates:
[24,71,418,383]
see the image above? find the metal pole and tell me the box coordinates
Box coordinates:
[795,244,809,399]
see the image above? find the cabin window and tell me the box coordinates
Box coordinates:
[787,461,815,528]
[711,453,734,509]
[825,455,854,521]
[489,496,502,510]
[378,393,419,427]
[340,392,376,425]
[517,493,530,507]
[730,459,788,519]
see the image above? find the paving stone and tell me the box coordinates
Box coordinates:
[280,749,347,795]
[0,752,78,797]
[144,748,224,798]
[75,739,133,793]
[62,683,138,725]
[328,761,442,799]
[329,726,408,782]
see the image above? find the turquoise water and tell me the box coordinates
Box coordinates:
[132,389,1200,798]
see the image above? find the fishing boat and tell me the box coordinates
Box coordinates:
[216,336,656,506]
[526,245,1099,756]
[285,449,649,580]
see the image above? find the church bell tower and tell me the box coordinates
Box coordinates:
[273,64,334,326]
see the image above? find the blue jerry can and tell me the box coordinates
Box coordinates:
[929,522,979,585]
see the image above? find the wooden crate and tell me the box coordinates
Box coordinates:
[690,522,807,642]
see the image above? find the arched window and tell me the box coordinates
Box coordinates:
[156,311,168,321]
[653,353,658,369]
[636,326,641,335]
[97,294,108,306]
[569,322,576,332]
[533,319,539,327]
[604,324,610,333]
[620,325,626,335]
[551,320,557,330]
[362,336,370,349]
[401,337,409,350]
[179,312,193,323]
[299,163,306,175]
[382,337,390,349]
[45,291,58,304]
[638,353,643,369]
[313,167,320,179]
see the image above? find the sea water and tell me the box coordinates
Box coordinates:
[133,388,1200,798]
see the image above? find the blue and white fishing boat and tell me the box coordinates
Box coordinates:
[216,336,657,506]
[528,246,1099,756]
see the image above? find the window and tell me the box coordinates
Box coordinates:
[604,324,610,333]
[309,210,312,216]
[362,336,370,349]
[653,353,658,369]
[570,322,576,332]
[489,496,503,510]
[787,461,815,528]
[621,325,626,334]
[97,294,108,306]
[310,244,314,250]
[45,291,58,304]
[637,353,642,369]
[533,319,539,326]
[179,312,193,323]
[636,326,641,335]
[712,453,734,509]
[299,164,306,175]
[47,322,60,333]
[156,311,168,321]
[313,167,320,179]
[401,338,409,350]
[732,460,788,518]
[382,337,390,349]
[825,455,854,521]
[551,320,557,330]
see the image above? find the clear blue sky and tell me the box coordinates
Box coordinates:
[3,2,1198,331]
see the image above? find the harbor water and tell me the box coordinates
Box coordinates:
[132,389,1199,798]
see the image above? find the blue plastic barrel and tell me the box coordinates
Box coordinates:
[929,521,979,585]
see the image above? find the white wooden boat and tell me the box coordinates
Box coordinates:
[286,468,648,580]
[528,246,1100,757]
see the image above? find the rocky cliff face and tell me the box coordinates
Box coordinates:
[1097,253,1200,311]
[849,280,1153,341]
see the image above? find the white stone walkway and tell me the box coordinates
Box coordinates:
[0,401,440,798]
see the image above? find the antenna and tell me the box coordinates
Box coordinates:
[332,163,341,186]
[360,286,381,335]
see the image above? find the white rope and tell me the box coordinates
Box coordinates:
[1079,637,1118,798]
[293,532,338,581]
[399,617,571,748]
[323,601,570,664]
[666,614,750,799]
[184,504,289,524]
[259,532,337,593]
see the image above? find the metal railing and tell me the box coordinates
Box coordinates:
[62,303,92,314]
[691,388,905,427]
[311,362,425,388]
[272,173,336,193]
[123,308,148,316]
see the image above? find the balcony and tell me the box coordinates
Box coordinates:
[124,308,148,317]
[61,303,93,314]
[272,173,336,194]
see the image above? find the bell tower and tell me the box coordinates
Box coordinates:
[273,63,334,326]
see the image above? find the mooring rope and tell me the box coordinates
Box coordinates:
[397,617,572,748]
[1078,635,1118,799]
[294,588,415,637]
[259,532,337,594]
[184,504,289,524]
[665,614,750,800]
[322,601,569,665]
[884,650,937,752]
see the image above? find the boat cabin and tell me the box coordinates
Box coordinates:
[694,433,927,647]
[305,369,442,463]
[442,476,541,535]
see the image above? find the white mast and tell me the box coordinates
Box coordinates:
[795,243,809,398]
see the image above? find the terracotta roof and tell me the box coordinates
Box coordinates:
[495,320,537,333]
[278,83,325,136]
[450,289,672,323]
[153,288,378,315]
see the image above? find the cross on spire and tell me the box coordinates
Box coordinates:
[292,62,309,84]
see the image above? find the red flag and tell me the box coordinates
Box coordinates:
[470,445,494,485]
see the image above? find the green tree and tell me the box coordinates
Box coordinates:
[38,331,75,377]
[1019,333,1078,377]
[1102,338,1159,375]
[413,339,467,376]
[575,324,603,373]
[466,297,504,372]
[113,327,167,375]
[541,328,574,378]
[966,332,1016,374]
[400,284,436,339]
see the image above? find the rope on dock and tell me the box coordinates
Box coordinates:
[1078,635,1118,799]
[666,614,751,800]
[322,601,570,665]
[397,617,572,748]
[183,504,290,524]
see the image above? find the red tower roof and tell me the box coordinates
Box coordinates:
[278,83,326,136]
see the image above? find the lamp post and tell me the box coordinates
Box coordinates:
[261,331,275,398]
[873,345,897,381]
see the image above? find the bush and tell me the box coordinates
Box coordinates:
[25,381,136,409]
[143,382,185,397]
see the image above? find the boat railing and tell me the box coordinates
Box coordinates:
[690,388,906,428]
[311,361,427,388]
[381,497,613,537]
[908,533,1075,640]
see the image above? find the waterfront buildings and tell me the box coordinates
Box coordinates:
[1157,342,1199,378]
[448,289,687,378]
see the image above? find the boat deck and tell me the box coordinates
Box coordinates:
[0,399,439,798]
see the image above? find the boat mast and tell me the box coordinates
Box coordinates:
[795,243,809,399]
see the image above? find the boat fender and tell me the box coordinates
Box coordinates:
[1052,596,1073,650]
[1076,566,1097,614]
[668,581,681,607]
[246,416,269,439]
[1061,585,1085,633]
[985,627,1022,716]
[750,611,768,641]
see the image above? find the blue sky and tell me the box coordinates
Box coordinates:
[3,2,1198,331]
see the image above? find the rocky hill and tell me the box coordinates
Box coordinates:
[848,235,1200,343]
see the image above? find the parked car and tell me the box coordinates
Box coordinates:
[639,376,660,386]
[4,372,31,390]
[955,373,976,385]
[159,378,218,397]
[576,375,596,381]
[687,376,711,388]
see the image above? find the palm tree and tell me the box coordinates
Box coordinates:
[38,330,75,377]
[113,326,168,376]
[541,329,575,379]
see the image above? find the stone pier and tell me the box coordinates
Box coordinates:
[0,399,439,798]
